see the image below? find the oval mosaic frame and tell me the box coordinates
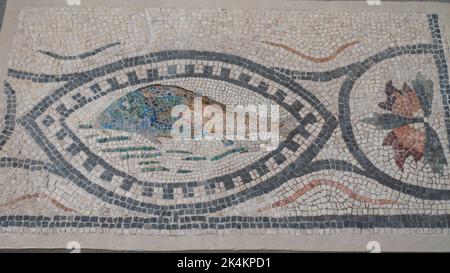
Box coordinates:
[17,50,337,215]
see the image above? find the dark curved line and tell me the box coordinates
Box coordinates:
[9,43,432,86]
[10,65,355,84]
[272,64,356,82]
[305,159,366,175]
[17,49,337,216]
[338,45,450,200]
[4,56,363,85]
[15,44,440,216]
[22,114,337,216]
[49,60,327,191]
[7,68,78,82]
[429,14,450,152]
[37,42,120,60]
[0,82,16,150]
[0,157,62,176]
[9,65,355,84]
[19,50,337,123]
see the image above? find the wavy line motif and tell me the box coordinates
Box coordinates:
[0,193,78,213]
[262,40,360,63]
[267,179,397,210]
[37,42,120,60]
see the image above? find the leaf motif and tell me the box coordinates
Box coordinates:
[424,124,448,175]
[361,113,420,130]
[412,72,434,117]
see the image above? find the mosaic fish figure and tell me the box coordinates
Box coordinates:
[96,85,227,144]
[96,84,294,149]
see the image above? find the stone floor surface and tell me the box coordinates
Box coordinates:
[0,0,450,252]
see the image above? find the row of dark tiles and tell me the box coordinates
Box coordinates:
[1,214,449,229]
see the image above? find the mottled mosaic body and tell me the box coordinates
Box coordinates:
[1,8,450,233]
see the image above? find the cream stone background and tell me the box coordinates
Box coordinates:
[0,0,450,252]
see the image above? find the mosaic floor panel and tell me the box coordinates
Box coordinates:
[2,7,450,240]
